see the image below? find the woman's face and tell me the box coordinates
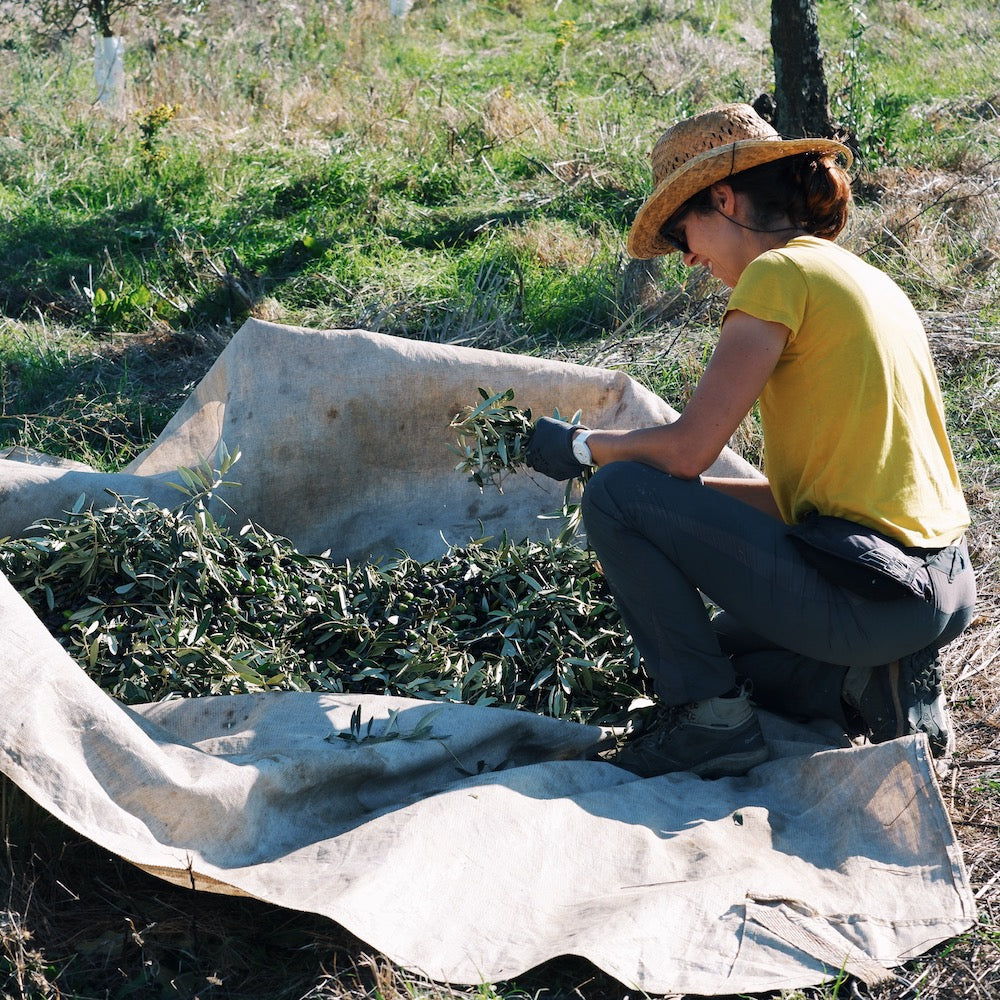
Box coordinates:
[669,184,782,289]
[670,208,745,288]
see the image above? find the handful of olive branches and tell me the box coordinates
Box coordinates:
[449,387,590,492]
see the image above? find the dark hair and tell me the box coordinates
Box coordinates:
[668,152,852,240]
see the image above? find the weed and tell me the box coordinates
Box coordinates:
[829,0,909,165]
[135,101,180,170]
[80,273,156,331]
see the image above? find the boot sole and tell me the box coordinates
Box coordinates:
[875,652,952,759]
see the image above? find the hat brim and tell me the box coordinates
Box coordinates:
[626,136,853,259]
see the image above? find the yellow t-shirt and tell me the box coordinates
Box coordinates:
[725,235,968,547]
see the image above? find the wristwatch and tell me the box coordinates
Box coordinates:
[571,429,595,467]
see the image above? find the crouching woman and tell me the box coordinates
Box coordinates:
[526,104,976,779]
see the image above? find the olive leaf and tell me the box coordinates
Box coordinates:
[331,705,443,744]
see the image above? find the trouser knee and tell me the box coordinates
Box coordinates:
[580,463,627,541]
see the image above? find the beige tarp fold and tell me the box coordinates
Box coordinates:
[0,320,760,561]
[0,571,975,994]
[0,321,976,994]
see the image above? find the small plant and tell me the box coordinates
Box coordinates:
[972,778,1000,796]
[553,18,576,52]
[136,102,179,169]
[166,440,242,506]
[829,0,908,165]
[88,279,154,329]
[69,259,158,334]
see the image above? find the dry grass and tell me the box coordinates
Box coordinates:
[505,218,602,268]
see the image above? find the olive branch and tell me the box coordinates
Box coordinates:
[330,704,443,745]
[448,387,592,493]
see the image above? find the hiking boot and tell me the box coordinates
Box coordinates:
[610,689,769,779]
[843,646,953,758]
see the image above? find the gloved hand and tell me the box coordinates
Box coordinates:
[525,416,589,482]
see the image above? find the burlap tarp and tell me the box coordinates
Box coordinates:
[0,321,976,995]
[1,319,759,560]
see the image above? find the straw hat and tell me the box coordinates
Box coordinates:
[627,103,853,259]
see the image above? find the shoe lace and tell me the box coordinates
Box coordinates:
[631,704,691,750]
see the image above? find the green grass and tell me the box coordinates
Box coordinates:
[0,0,996,376]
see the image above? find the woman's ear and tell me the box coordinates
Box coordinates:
[711,182,737,216]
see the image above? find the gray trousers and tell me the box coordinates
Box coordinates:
[581,462,977,715]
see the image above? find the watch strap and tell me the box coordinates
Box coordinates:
[571,429,595,466]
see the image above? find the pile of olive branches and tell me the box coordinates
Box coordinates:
[0,470,642,726]
[0,390,640,721]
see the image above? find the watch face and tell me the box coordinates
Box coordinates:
[572,435,592,465]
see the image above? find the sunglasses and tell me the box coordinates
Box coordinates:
[660,207,691,255]
[661,228,690,255]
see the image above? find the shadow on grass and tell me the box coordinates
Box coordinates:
[0,157,642,347]
[1,775,631,1000]
[0,197,168,322]
[382,179,638,252]
[0,328,219,466]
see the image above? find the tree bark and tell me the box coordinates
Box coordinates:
[770,0,836,138]
[89,1,115,37]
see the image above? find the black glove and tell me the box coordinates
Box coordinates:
[525,416,588,482]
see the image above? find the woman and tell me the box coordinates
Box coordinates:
[526,103,976,779]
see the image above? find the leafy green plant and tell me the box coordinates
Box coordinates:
[136,102,180,169]
[84,279,155,331]
[829,0,909,165]
[449,386,593,536]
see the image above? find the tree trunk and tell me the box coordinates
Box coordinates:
[88,0,114,37]
[770,0,836,138]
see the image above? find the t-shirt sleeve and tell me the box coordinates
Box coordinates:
[726,251,809,344]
